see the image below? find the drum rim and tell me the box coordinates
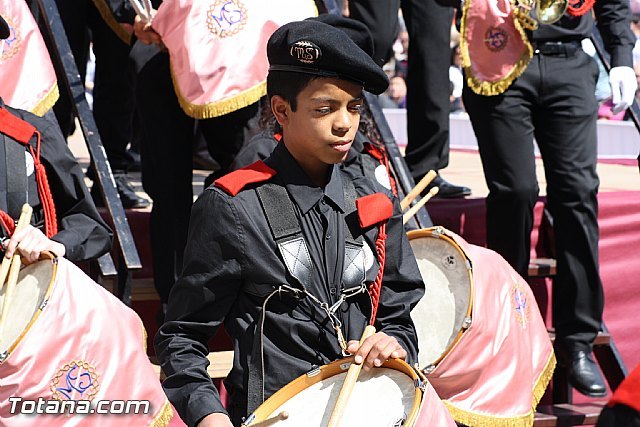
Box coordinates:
[0,255,58,363]
[246,357,424,426]
[407,227,474,370]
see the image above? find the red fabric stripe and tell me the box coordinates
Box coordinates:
[609,364,640,411]
[369,222,386,324]
[214,160,277,196]
[0,108,36,144]
[356,193,393,228]
[0,210,16,236]
[567,0,595,16]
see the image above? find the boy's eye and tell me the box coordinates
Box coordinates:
[316,107,331,114]
[349,104,363,112]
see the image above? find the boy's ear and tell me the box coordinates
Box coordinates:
[271,95,289,126]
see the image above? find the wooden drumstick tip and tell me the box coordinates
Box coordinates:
[403,187,439,225]
[0,204,33,291]
[247,411,289,427]
[400,170,437,211]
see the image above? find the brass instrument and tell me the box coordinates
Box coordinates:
[514,0,568,31]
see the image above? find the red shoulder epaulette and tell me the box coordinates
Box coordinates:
[355,193,393,228]
[214,160,277,196]
[0,107,36,144]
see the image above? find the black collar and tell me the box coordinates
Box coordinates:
[265,143,345,215]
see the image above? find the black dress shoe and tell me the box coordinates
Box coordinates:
[425,175,472,199]
[567,350,607,397]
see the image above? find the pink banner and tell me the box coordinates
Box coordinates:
[0,0,58,116]
[460,0,532,96]
[151,0,317,119]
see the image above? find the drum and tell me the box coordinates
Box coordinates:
[407,227,556,426]
[407,227,473,372]
[244,357,423,426]
[0,257,173,426]
[0,255,56,356]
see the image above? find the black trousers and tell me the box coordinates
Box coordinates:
[348,0,401,67]
[53,0,135,172]
[463,47,604,352]
[401,0,453,181]
[132,43,257,303]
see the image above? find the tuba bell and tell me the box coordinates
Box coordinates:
[536,0,569,24]
[514,0,568,31]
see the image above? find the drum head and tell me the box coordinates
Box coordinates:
[252,358,421,426]
[408,229,472,369]
[0,259,55,355]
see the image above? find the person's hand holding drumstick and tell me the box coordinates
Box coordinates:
[2,225,65,264]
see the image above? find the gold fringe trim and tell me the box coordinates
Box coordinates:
[90,0,132,45]
[149,400,174,427]
[141,319,149,354]
[443,351,557,427]
[170,63,266,119]
[30,83,59,117]
[460,0,534,96]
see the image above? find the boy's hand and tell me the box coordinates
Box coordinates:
[2,225,65,263]
[346,332,406,371]
[133,15,164,49]
[197,412,233,427]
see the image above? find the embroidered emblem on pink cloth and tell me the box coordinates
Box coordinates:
[484,26,508,52]
[50,361,100,402]
[0,14,20,63]
[206,0,248,39]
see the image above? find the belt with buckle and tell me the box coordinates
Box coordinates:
[532,40,581,56]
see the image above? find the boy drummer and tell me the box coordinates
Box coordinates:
[155,20,425,427]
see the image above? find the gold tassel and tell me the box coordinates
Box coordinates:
[30,84,59,117]
[443,350,557,427]
[149,401,174,427]
[89,0,132,45]
[170,63,266,119]
[460,0,534,96]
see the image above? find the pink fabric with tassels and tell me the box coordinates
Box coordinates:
[150,0,317,118]
[0,0,57,115]
[0,258,172,426]
[462,0,532,94]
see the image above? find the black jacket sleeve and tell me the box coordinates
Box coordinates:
[39,117,113,261]
[154,188,244,427]
[8,107,113,261]
[594,0,635,68]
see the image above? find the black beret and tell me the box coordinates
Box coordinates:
[267,20,388,95]
[306,14,374,59]
[0,14,9,40]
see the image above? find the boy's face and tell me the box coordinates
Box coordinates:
[273,77,363,180]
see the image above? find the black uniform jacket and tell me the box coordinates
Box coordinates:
[0,100,112,261]
[155,142,424,426]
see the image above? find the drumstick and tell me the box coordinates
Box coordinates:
[0,205,32,291]
[247,411,289,427]
[0,205,33,343]
[400,170,437,211]
[327,325,376,427]
[403,187,439,225]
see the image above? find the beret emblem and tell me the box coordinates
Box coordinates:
[289,40,322,64]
